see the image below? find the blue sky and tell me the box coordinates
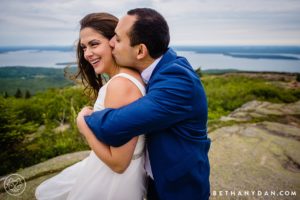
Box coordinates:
[0,0,300,46]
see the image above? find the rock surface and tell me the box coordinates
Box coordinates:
[210,101,300,200]
[221,100,300,122]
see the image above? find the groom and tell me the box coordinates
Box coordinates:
[82,8,210,200]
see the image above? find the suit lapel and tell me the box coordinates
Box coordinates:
[146,48,177,92]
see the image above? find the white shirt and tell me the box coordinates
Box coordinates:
[141,56,162,179]
[141,56,162,84]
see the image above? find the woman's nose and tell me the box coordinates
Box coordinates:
[85,47,93,57]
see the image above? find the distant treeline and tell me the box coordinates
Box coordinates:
[223,53,299,60]
[0,66,78,96]
[1,66,300,97]
[173,45,300,54]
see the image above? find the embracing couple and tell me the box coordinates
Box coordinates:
[35,8,210,200]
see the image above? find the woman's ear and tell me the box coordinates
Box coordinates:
[136,44,148,60]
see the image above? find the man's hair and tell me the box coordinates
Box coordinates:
[127,8,170,59]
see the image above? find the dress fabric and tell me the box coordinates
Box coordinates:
[35,73,147,200]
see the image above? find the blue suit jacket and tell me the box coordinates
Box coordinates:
[85,48,210,200]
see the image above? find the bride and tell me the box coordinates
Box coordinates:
[35,12,146,200]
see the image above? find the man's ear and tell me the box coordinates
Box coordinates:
[136,44,148,60]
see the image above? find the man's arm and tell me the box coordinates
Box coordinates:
[84,67,196,147]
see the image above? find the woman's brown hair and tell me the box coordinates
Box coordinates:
[75,13,118,99]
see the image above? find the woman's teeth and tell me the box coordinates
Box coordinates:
[91,59,100,64]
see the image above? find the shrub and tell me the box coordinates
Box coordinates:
[203,74,300,121]
[296,74,300,82]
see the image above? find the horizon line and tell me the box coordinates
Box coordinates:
[1,44,300,48]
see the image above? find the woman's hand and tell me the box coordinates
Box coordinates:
[78,106,93,117]
[77,106,93,136]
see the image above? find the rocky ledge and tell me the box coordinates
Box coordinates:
[210,100,300,200]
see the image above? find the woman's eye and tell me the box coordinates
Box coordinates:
[82,47,86,51]
[91,43,99,47]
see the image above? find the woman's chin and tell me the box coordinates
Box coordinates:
[94,66,104,75]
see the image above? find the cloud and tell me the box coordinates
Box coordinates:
[0,0,299,46]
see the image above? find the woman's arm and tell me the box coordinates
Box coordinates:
[77,113,138,173]
[77,76,143,173]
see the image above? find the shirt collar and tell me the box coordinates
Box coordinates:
[141,56,162,84]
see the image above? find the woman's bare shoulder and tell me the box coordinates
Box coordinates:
[119,67,145,86]
[105,72,143,108]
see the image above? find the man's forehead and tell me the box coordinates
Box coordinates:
[116,15,136,35]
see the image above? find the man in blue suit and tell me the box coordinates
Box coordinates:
[80,8,210,200]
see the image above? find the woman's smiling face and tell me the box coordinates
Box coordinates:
[80,27,115,75]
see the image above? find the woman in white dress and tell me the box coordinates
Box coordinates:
[35,13,146,200]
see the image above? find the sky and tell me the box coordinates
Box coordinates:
[0,0,300,46]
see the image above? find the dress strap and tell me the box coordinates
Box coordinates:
[110,73,146,96]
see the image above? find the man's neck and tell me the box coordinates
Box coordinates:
[137,57,155,73]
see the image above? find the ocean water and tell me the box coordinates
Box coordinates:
[177,51,300,73]
[0,50,76,68]
[0,46,300,73]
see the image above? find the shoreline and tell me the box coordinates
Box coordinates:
[0,66,299,75]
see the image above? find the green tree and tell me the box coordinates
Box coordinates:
[3,91,9,98]
[25,90,31,99]
[0,98,26,174]
[296,74,300,82]
[0,86,90,175]
[14,88,22,98]
[195,67,203,77]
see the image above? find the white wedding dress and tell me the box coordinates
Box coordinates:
[35,73,147,200]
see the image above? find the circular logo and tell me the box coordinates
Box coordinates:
[3,174,26,196]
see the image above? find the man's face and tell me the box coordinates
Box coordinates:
[109,15,138,68]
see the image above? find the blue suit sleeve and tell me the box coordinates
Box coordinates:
[84,67,195,147]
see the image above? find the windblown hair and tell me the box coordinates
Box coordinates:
[75,13,118,99]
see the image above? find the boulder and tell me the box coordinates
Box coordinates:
[210,100,300,200]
